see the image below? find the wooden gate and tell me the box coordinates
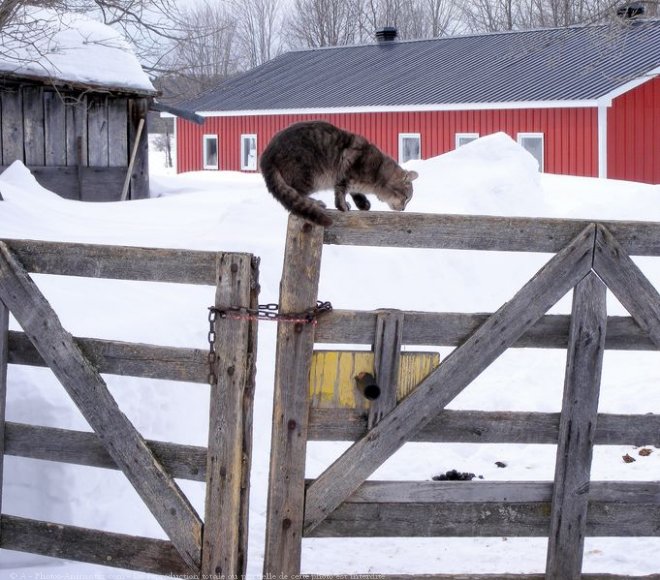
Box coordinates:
[264,213,660,579]
[0,239,258,578]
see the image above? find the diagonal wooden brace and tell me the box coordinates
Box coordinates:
[593,224,660,349]
[0,242,202,571]
[304,224,597,534]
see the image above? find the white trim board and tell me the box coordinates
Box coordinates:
[195,100,602,117]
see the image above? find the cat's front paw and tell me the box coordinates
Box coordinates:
[351,193,370,211]
[334,196,351,212]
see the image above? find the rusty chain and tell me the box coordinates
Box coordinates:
[207,301,332,385]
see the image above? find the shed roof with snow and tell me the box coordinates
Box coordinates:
[0,7,156,96]
[185,19,660,113]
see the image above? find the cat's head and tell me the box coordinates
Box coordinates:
[377,169,418,211]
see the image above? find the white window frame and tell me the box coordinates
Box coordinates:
[398,133,421,163]
[240,134,258,171]
[517,132,545,172]
[203,134,219,170]
[455,132,480,148]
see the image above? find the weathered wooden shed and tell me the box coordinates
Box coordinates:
[0,9,157,201]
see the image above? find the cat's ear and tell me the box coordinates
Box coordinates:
[407,170,419,181]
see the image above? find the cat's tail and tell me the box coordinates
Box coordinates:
[263,168,333,227]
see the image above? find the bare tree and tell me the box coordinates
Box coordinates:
[157,0,239,99]
[398,0,457,37]
[460,0,518,31]
[232,0,284,68]
[460,0,660,32]
[285,0,362,47]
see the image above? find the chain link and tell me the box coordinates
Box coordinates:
[207,301,332,385]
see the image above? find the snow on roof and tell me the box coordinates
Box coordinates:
[0,7,155,94]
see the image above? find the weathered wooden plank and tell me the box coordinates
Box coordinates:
[297,575,660,580]
[4,422,207,481]
[308,408,660,446]
[335,480,660,504]
[0,299,8,543]
[0,515,190,576]
[108,98,129,167]
[307,501,660,538]
[65,96,87,170]
[546,273,607,579]
[87,94,109,166]
[0,94,3,166]
[1,88,24,163]
[304,225,596,534]
[2,239,217,285]
[369,310,404,428]
[79,165,125,201]
[593,224,660,349]
[203,253,258,578]
[128,97,150,199]
[323,212,660,256]
[316,310,657,350]
[22,86,45,166]
[263,217,324,576]
[8,330,208,383]
[239,260,259,580]
[0,242,202,571]
[44,91,67,166]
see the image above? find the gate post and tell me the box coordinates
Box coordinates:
[0,298,8,539]
[263,217,324,576]
[202,253,259,578]
[546,272,607,579]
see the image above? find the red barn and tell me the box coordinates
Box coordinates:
[175,19,660,184]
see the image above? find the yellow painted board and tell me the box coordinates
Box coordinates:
[309,350,440,410]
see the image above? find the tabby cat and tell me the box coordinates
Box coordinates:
[260,121,418,226]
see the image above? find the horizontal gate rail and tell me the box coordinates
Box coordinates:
[324,211,660,255]
[316,311,659,350]
[1,515,190,576]
[308,501,659,538]
[3,239,218,284]
[308,408,660,445]
[8,331,208,383]
[4,422,207,481]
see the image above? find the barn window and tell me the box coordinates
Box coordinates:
[517,133,544,171]
[241,134,258,171]
[398,133,421,163]
[455,133,480,148]
[203,135,219,170]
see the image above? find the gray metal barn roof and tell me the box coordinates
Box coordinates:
[184,19,660,112]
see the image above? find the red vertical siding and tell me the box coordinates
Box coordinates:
[177,107,599,178]
[608,77,660,184]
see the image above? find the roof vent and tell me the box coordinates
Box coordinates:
[616,2,644,18]
[376,27,398,42]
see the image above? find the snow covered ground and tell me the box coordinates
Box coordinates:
[1,133,659,578]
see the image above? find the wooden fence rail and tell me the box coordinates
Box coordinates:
[265,212,660,580]
[0,239,259,578]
